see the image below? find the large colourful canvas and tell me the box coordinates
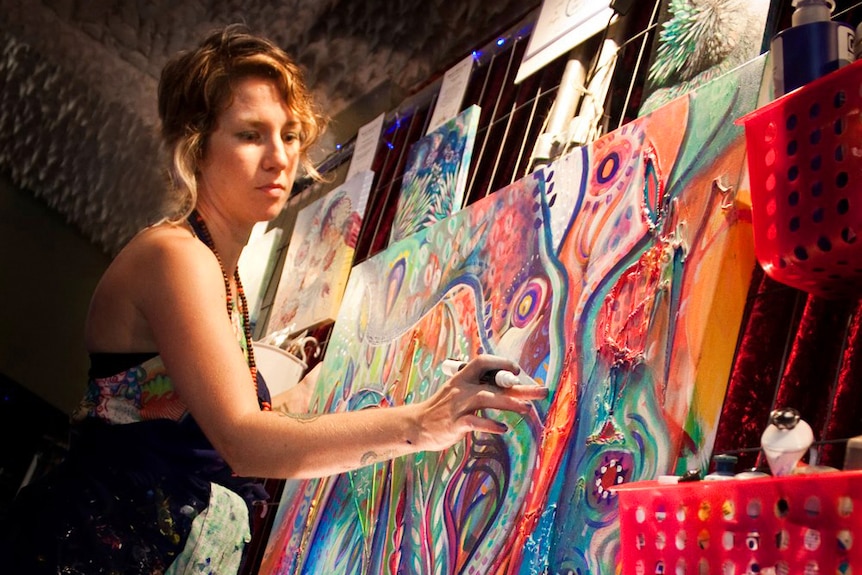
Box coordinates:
[267,170,374,337]
[261,57,766,573]
[388,105,480,244]
[638,0,770,116]
[261,171,558,575]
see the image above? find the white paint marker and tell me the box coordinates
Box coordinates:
[441,359,520,388]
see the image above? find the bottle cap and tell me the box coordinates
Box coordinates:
[712,454,738,475]
[791,0,835,26]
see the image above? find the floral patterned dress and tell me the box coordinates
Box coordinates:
[4,346,272,574]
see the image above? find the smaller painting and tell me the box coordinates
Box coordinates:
[267,170,375,337]
[388,105,480,244]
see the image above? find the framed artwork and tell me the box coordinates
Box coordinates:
[261,56,767,573]
[388,105,480,244]
[638,0,771,116]
[515,0,616,84]
[267,170,375,337]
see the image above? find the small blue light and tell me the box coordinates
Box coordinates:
[496,38,505,46]
[472,50,481,60]
[386,141,394,150]
[335,143,342,150]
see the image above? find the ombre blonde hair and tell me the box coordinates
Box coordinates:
[157,24,326,221]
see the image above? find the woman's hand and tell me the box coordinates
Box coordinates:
[412,354,549,453]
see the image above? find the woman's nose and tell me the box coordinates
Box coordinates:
[265,138,289,171]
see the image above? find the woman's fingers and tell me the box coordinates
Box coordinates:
[466,386,546,415]
[418,354,550,449]
[452,354,520,382]
[461,412,509,434]
[507,384,550,401]
[457,388,547,436]
[447,354,549,415]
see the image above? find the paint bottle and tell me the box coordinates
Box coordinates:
[771,0,855,97]
[703,454,738,481]
[844,435,862,470]
[735,467,771,480]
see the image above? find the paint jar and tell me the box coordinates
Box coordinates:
[844,435,862,470]
[735,467,770,479]
[703,454,738,481]
[771,0,855,97]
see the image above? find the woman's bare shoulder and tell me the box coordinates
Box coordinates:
[85,222,212,351]
[118,221,199,261]
[111,221,223,298]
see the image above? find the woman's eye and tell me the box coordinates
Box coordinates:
[283,132,300,143]
[238,131,259,142]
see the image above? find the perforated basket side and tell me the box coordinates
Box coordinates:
[616,472,862,573]
[739,59,862,298]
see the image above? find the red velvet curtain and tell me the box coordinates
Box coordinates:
[714,266,862,470]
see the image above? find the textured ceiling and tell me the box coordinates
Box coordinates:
[1,0,537,254]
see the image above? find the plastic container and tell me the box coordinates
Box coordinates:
[771,0,855,97]
[703,454,738,481]
[615,471,862,574]
[737,58,862,297]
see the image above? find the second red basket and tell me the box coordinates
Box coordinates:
[616,471,862,574]
[738,59,862,298]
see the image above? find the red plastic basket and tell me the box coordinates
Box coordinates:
[738,59,862,298]
[616,472,862,574]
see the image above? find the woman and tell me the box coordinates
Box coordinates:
[4,25,547,574]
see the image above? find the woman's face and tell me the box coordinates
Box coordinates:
[197,75,300,226]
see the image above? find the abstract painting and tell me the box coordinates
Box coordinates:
[261,56,767,574]
[638,0,770,116]
[267,170,374,337]
[388,105,480,244]
[543,55,767,574]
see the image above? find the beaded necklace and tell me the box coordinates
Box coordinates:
[188,210,271,411]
